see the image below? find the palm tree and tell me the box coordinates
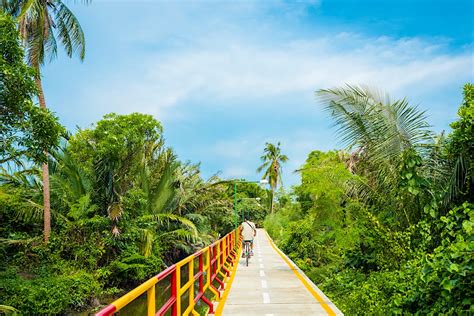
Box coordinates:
[2,0,87,242]
[0,166,44,224]
[257,142,288,213]
[317,85,431,163]
[317,85,433,226]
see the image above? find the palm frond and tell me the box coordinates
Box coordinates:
[148,150,178,213]
[140,213,198,236]
[0,236,39,246]
[159,228,199,244]
[0,305,18,315]
[138,228,154,258]
[317,85,432,162]
[12,0,86,66]
[185,213,206,224]
[256,142,287,191]
[54,1,85,60]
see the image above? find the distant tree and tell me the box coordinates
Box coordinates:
[1,0,87,242]
[0,12,63,165]
[295,150,353,216]
[257,142,288,213]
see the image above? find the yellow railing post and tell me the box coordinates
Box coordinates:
[147,285,155,316]
[189,258,194,313]
[206,247,211,289]
[217,241,221,273]
[176,266,181,315]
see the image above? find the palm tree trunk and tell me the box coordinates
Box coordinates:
[35,76,51,243]
[270,189,274,214]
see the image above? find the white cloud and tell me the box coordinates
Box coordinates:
[73,28,472,186]
[83,33,472,119]
[45,1,472,187]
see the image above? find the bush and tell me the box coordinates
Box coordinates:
[320,269,407,315]
[393,203,474,315]
[107,253,164,288]
[0,269,100,314]
[317,203,474,315]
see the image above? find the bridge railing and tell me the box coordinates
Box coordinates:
[96,229,241,316]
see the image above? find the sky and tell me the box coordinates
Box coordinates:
[41,0,473,187]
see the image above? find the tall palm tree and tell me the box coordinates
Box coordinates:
[257,142,288,213]
[1,0,87,242]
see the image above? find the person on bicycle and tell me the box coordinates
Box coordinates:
[240,217,256,257]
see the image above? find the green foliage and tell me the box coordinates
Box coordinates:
[266,84,473,315]
[257,142,288,191]
[0,269,100,314]
[2,0,87,66]
[325,203,473,315]
[107,253,163,288]
[320,269,408,315]
[0,12,63,164]
[70,113,163,166]
[393,203,474,315]
[317,85,434,229]
[0,305,18,315]
[1,113,234,314]
[295,150,352,215]
[446,84,474,203]
[257,142,288,213]
[230,181,270,226]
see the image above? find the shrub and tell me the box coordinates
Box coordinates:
[393,203,474,315]
[0,269,100,314]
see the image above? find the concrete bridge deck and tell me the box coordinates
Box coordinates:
[219,229,342,316]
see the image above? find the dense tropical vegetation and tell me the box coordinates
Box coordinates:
[1,1,472,314]
[0,11,268,313]
[0,13,63,166]
[0,110,243,313]
[265,84,473,315]
[2,0,88,243]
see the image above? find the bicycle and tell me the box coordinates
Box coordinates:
[243,241,252,266]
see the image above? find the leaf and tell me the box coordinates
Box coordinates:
[441,278,456,292]
[448,263,459,273]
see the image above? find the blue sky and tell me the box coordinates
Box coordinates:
[41,0,473,187]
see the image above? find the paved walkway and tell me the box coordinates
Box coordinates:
[221,229,342,316]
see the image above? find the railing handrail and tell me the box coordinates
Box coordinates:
[96,229,241,316]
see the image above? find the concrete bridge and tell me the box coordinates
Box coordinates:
[96,228,342,316]
[218,229,342,315]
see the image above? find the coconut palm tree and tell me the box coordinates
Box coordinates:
[1,0,87,242]
[257,142,288,213]
[317,85,431,163]
[317,85,433,226]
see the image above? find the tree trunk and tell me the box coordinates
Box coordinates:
[270,189,274,214]
[35,76,51,243]
[41,161,51,242]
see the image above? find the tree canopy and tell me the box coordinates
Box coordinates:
[0,13,63,164]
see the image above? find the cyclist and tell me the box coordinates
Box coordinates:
[240,216,256,257]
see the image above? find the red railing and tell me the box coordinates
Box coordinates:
[96,229,241,316]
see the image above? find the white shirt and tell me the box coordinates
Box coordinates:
[241,221,256,241]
